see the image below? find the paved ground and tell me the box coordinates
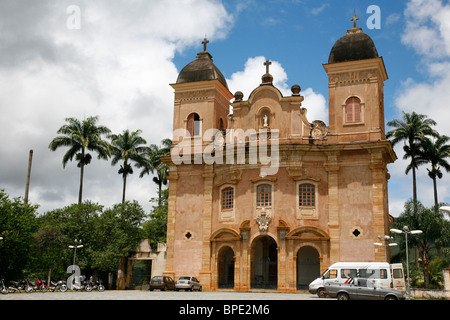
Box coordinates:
[0,289,324,300]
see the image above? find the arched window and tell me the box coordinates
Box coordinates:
[221,187,234,210]
[218,118,224,131]
[257,184,272,207]
[187,113,200,136]
[345,97,362,123]
[298,183,315,207]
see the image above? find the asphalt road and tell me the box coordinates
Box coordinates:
[0,289,323,300]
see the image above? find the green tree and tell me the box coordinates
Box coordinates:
[0,190,37,280]
[109,129,149,203]
[417,134,450,206]
[48,116,111,203]
[91,201,146,272]
[142,189,168,250]
[138,138,172,205]
[391,200,450,289]
[386,111,438,205]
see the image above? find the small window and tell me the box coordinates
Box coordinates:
[393,269,403,279]
[221,187,234,210]
[257,184,272,207]
[299,183,315,207]
[345,97,361,123]
[359,269,388,279]
[341,269,357,279]
[187,113,200,136]
[323,269,338,279]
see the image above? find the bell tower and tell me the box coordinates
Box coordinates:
[170,38,233,144]
[323,15,388,144]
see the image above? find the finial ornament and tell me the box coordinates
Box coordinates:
[351,13,359,28]
[202,37,209,51]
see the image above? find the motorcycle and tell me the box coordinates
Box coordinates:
[48,280,67,292]
[27,279,48,292]
[8,280,32,293]
[70,275,90,291]
[1,278,8,294]
[86,278,105,292]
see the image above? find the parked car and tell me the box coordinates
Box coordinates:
[149,276,175,291]
[324,278,405,300]
[176,276,202,291]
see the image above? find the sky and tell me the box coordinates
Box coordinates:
[0,0,449,217]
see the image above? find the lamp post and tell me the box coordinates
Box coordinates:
[390,226,422,299]
[439,206,450,213]
[68,239,83,271]
[374,235,397,261]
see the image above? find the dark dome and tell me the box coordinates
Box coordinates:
[176,51,228,89]
[328,27,379,64]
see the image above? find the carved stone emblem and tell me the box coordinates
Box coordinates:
[310,120,328,139]
[256,208,271,232]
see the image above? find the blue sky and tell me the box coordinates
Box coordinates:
[0,0,449,216]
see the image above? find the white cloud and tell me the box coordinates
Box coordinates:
[0,0,233,214]
[388,0,450,214]
[227,56,328,123]
[402,0,450,58]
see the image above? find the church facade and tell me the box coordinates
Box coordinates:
[162,19,396,292]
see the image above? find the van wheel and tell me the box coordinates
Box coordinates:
[337,293,349,300]
[316,288,326,298]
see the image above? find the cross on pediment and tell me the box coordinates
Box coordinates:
[351,14,359,28]
[264,59,272,74]
[202,38,209,51]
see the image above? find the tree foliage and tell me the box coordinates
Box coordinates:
[391,200,450,288]
[142,189,168,250]
[0,190,38,280]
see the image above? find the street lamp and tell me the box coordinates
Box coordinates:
[374,235,397,261]
[390,226,422,299]
[439,206,450,213]
[68,239,83,270]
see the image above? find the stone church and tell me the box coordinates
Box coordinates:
[162,17,396,292]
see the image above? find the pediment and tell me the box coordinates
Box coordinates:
[286,226,329,241]
[210,228,241,242]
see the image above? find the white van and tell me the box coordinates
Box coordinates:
[308,262,405,297]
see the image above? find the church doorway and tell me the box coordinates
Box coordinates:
[218,246,235,289]
[251,236,277,290]
[296,246,320,290]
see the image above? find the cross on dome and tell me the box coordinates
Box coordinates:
[202,38,209,52]
[351,14,359,28]
[264,59,272,74]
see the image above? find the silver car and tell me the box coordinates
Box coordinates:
[324,278,405,300]
[175,276,202,291]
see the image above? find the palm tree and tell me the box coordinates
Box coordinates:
[138,139,172,205]
[417,134,450,206]
[49,116,111,203]
[109,129,149,203]
[386,111,438,205]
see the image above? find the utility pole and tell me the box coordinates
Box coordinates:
[24,149,33,205]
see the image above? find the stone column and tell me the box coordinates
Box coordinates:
[325,151,340,263]
[163,166,178,279]
[199,165,214,290]
[369,149,388,262]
